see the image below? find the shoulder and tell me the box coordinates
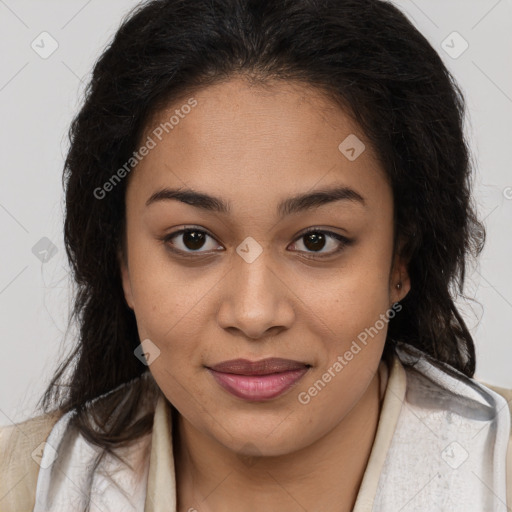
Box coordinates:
[0,410,63,512]
[394,342,512,438]
[395,344,512,505]
[476,380,512,506]
[475,379,512,440]
[477,380,512,417]
[395,343,512,414]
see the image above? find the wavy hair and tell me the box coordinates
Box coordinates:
[39,0,485,454]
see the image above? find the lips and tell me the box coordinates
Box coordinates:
[206,358,310,401]
[208,357,309,375]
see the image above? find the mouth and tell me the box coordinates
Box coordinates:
[206,358,311,401]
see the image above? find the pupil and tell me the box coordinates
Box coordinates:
[181,231,326,252]
[304,232,325,251]
[184,230,205,250]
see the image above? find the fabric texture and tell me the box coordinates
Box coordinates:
[0,410,63,512]
[1,343,511,511]
[370,345,511,511]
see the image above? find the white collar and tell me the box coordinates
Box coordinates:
[34,344,510,511]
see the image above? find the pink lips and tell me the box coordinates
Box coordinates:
[207,358,310,401]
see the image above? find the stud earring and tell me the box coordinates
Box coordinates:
[396,281,402,290]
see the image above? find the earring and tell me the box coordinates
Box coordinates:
[396,281,402,290]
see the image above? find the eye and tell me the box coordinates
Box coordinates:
[289,228,352,258]
[162,226,352,258]
[163,227,222,254]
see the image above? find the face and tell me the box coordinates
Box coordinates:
[120,77,410,457]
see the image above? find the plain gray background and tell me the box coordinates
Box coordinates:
[0,0,511,426]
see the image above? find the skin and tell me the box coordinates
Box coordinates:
[120,76,411,512]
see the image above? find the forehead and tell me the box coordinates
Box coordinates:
[128,77,390,214]
[144,77,363,158]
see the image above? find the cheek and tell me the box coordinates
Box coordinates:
[324,241,393,338]
[124,233,200,349]
[301,258,392,414]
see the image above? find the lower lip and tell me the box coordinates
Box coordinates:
[207,367,309,401]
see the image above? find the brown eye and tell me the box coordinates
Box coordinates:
[303,232,327,252]
[164,228,221,253]
[290,229,352,258]
[181,230,207,250]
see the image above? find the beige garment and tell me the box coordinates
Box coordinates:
[1,354,511,512]
[0,410,63,512]
[145,355,512,511]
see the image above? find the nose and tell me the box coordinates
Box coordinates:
[216,247,295,341]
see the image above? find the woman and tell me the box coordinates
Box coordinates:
[1,0,510,510]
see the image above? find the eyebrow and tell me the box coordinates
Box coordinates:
[145,184,365,218]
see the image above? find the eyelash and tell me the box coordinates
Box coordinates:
[161,226,352,259]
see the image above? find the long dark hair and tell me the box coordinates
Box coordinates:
[39,0,485,452]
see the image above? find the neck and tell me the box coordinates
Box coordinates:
[174,366,385,512]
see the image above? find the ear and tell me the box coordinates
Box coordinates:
[390,237,411,305]
[118,248,135,310]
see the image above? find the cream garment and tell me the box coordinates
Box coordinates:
[369,346,510,511]
[143,358,391,512]
[1,343,511,511]
[145,345,512,512]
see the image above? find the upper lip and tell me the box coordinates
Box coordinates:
[207,358,310,376]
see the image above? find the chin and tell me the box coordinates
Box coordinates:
[210,417,316,458]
